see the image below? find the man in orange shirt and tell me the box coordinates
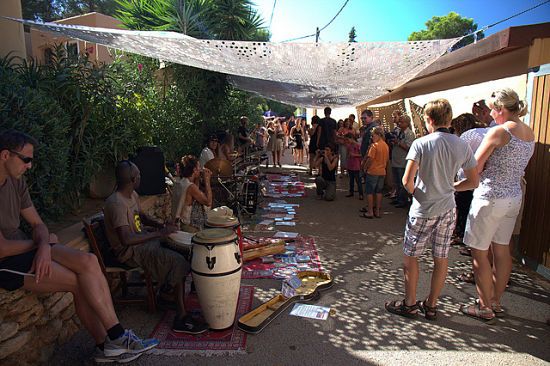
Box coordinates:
[361,127,389,219]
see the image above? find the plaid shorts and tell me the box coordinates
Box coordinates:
[403,208,456,258]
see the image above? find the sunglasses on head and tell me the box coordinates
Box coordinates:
[9,150,33,164]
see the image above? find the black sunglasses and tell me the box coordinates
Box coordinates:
[9,150,33,164]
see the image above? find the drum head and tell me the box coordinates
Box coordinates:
[192,228,237,245]
[207,215,239,228]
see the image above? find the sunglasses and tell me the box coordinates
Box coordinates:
[9,150,33,164]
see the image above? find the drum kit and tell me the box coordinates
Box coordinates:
[204,151,262,220]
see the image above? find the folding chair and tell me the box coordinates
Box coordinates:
[83,213,157,313]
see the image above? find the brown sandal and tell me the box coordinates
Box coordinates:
[458,272,475,284]
[385,299,419,319]
[419,300,438,320]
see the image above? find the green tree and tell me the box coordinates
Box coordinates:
[61,0,120,17]
[408,11,484,50]
[348,26,357,43]
[22,0,62,21]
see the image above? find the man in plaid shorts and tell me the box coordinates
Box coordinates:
[385,99,479,320]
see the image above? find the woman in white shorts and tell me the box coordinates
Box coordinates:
[460,88,535,322]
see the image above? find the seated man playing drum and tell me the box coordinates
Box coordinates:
[172,156,213,233]
[104,160,209,334]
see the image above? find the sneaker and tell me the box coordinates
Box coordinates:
[172,315,209,335]
[94,347,143,363]
[104,329,159,357]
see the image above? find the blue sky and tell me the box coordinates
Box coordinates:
[253,0,550,42]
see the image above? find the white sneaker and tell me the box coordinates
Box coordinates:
[103,329,159,357]
[93,347,143,363]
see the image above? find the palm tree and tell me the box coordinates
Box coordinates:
[116,0,266,41]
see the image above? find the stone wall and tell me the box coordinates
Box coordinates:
[0,193,171,365]
[0,290,80,365]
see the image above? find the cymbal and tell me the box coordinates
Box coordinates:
[205,158,233,177]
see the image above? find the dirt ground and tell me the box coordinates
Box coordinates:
[49,153,550,366]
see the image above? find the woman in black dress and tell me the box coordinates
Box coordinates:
[291,118,305,165]
[308,116,320,174]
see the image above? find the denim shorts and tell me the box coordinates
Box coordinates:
[364,174,385,194]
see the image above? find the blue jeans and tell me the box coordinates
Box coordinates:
[392,167,408,204]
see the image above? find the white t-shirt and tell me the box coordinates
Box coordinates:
[199,147,215,167]
[406,131,477,218]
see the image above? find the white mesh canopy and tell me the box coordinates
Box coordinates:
[14,19,459,107]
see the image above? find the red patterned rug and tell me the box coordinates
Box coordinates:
[149,286,253,355]
[242,236,323,280]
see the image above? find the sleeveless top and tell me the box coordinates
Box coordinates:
[474,126,534,200]
[171,177,193,224]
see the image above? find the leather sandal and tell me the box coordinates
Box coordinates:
[385,299,419,319]
[460,303,495,324]
[419,300,437,320]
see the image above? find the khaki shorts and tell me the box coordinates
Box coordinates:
[126,240,190,287]
[464,196,522,250]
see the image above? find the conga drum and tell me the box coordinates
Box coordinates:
[164,231,194,260]
[205,214,243,255]
[191,228,242,330]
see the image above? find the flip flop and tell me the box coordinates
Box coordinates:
[359,212,374,219]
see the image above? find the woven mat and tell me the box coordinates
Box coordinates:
[242,236,323,280]
[149,286,253,355]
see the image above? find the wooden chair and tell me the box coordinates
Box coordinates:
[83,213,157,313]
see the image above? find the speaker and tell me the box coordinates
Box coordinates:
[131,146,166,195]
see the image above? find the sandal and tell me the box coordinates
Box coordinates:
[359,207,368,213]
[475,299,504,317]
[458,272,475,284]
[385,299,419,319]
[459,247,472,257]
[374,208,382,219]
[459,304,495,324]
[359,212,374,219]
[419,300,437,320]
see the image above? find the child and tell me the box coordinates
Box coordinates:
[360,127,389,218]
[344,133,363,200]
[385,99,479,320]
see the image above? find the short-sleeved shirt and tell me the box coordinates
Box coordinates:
[199,147,215,167]
[237,126,249,145]
[104,191,143,263]
[360,121,380,157]
[391,127,416,168]
[318,117,337,149]
[457,127,489,180]
[366,140,389,176]
[346,143,362,171]
[406,131,477,218]
[0,176,33,242]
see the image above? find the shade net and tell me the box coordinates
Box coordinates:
[12,18,459,107]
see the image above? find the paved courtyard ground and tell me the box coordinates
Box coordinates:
[50,153,550,366]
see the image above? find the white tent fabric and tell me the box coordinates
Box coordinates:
[13,18,459,107]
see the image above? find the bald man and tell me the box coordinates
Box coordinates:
[103,160,208,335]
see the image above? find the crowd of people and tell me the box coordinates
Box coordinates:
[0,87,537,363]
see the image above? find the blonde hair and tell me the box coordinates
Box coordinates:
[372,126,385,139]
[424,99,453,127]
[489,88,528,117]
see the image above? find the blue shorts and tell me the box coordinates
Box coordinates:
[365,174,385,194]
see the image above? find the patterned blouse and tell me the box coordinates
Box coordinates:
[474,126,534,200]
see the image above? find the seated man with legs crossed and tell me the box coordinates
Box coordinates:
[103,160,209,335]
[0,130,158,363]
